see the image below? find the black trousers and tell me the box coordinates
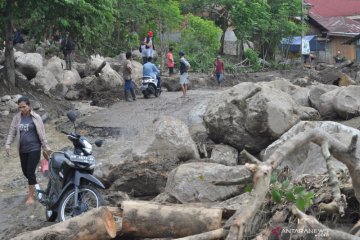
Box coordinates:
[19,150,41,185]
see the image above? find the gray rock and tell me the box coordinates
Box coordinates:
[30,69,58,92]
[165,162,251,203]
[65,90,80,100]
[333,86,360,119]
[204,82,313,153]
[1,95,11,102]
[210,144,238,166]
[7,101,18,113]
[0,110,9,116]
[15,53,43,79]
[309,84,338,110]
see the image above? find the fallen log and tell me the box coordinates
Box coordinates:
[11,207,116,240]
[121,200,222,238]
[174,228,229,240]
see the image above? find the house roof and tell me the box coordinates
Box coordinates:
[343,34,360,44]
[305,0,360,17]
[309,13,360,36]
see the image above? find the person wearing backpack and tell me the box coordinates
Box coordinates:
[179,51,190,98]
[60,31,75,70]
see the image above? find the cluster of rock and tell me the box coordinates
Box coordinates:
[0,94,43,116]
[1,50,143,101]
[95,75,360,207]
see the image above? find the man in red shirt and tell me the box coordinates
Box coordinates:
[167,47,175,76]
[214,55,224,86]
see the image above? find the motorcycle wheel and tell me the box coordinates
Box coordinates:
[148,85,156,96]
[57,185,103,222]
[143,92,149,99]
[155,88,161,97]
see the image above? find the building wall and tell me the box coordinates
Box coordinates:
[330,36,357,62]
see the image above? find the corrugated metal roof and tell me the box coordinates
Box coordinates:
[305,0,360,17]
[310,13,360,36]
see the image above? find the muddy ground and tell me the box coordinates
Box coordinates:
[1,67,357,239]
[0,87,222,239]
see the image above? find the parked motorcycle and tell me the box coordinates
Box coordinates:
[140,75,161,98]
[36,111,105,222]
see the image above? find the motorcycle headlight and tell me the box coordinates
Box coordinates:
[81,138,93,155]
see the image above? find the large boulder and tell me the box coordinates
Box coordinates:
[309,85,360,120]
[85,55,123,92]
[15,53,43,79]
[309,84,338,110]
[30,69,58,92]
[115,59,143,86]
[97,116,199,197]
[333,86,360,119]
[165,162,251,203]
[45,56,65,81]
[134,116,200,160]
[260,78,311,107]
[204,82,317,153]
[263,121,353,179]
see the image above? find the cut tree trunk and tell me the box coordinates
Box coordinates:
[11,207,116,240]
[121,200,222,238]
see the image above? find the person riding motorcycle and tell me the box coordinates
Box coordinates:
[143,57,161,89]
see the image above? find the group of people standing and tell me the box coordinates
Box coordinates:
[122,30,192,100]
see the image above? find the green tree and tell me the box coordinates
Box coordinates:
[231,0,303,59]
[178,14,222,72]
[0,0,116,88]
[179,0,237,54]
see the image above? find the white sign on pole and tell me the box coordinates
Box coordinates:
[301,38,310,55]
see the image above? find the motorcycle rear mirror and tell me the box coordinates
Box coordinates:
[67,111,77,123]
[95,139,103,147]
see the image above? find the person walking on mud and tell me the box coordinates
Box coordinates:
[213,55,224,86]
[122,52,136,102]
[60,31,75,70]
[179,51,190,97]
[5,96,51,206]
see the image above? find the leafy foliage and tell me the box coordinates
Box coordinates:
[245,48,261,71]
[231,0,303,59]
[270,172,315,211]
[177,14,222,72]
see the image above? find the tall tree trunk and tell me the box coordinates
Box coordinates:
[4,0,15,89]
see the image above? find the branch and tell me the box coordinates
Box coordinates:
[240,150,261,164]
[292,206,360,240]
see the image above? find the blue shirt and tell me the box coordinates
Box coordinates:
[143,62,160,79]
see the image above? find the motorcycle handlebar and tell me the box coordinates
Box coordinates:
[61,130,70,135]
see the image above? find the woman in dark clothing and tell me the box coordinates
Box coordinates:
[5,96,51,205]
